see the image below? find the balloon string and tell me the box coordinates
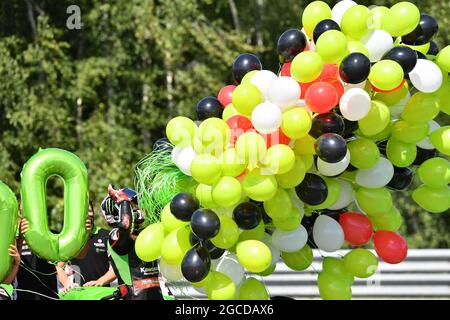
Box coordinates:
[18,262,60,296]
[14,288,60,300]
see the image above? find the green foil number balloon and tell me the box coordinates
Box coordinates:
[20,148,89,262]
[0,181,18,283]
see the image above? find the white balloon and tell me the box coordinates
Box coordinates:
[250,70,278,100]
[159,258,184,282]
[409,59,443,93]
[214,254,245,287]
[268,77,301,111]
[328,179,355,210]
[317,149,351,176]
[171,145,196,176]
[417,120,440,150]
[332,0,357,25]
[262,233,281,265]
[272,225,308,253]
[361,30,394,62]
[339,88,371,121]
[312,215,344,252]
[251,102,282,134]
[355,157,394,188]
[344,81,366,91]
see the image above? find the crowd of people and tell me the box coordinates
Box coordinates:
[0,185,173,300]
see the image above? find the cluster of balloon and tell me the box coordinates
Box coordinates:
[135,0,449,300]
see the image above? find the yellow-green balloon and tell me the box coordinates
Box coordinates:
[161,226,192,265]
[371,206,402,232]
[347,138,380,169]
[238,220,266,242]
[198,118,230,152]
[190,154,222,185]
[412,185,450,213]
[316,30,349,64]
[281,108,312,139]
[294,135,316,155]
[356,187,392,217]
[135,223,165,262]
[344,248,378,278]
[369,60,404,91]
[276,158,306,189]
[243,168,278,202]
[272,206,302,231]
[436,45,450,73]
[317,272,352,300]
[418,158,450,188]
[399,41,430,55]
[263,188,292,220]
[211,215,239,249]
[291,51,324,83]
[434,80,450,115]
[361,120,393,143]
[302,1,332,39]
[358,100,390,136]
[401,92,441,124]
[166,116,196,147]
[235,131,267,166]
[298,154,314,171]
[238,277,269,300]
[206,271,236,300]
[429,126,450,156]
[219,148,246,177]
[341,5,370,40]
[212,176,242,208]
[222,104,242,122]
[386,137,417,167]
[236,240,272,273]
[231,83,263,116]
[282,244,313,271]
[374,82,409,106]
[392,120,429,144]
[196,184,217,209]
[382,2,420,36]
[241,70,258,84]
[369,6,389,30]
[261,144,295,175]
[322,257,354,285]
[161,203,189,233]
[257,264,277,276]
[347,41,369,56]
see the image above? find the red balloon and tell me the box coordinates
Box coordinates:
[371,79,406,93]
[339,212,373,246]
[226,115,253,145]
[281,62,292,77]
[327,79,345,102]
[374,231,408,264]
[260,129,291,148]
[217,85,236,107]
[319,64,339,81]
[299,81,314,99]
[305,82,338,113]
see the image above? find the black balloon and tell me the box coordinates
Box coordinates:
[152,137,173,152]
[189,234,226,260]
[232,53,262,84]
[277,28,307,63]
[295,174,328,206]
[310,112,345,138]
[170,193,199,222]
[413,147,437,166]
[387,166,414,190]
[249,199,272,224]
[335,107,359,139]
[416,50,427,60]
[191,209,220,240]
[313,19,341,43]
[382,46,418,74]
[402,14,438,45]
[427,41,440,56]
[377,140,387,157]
[314,133,347,163]
[271,296,296,300]
[181,246,211,283]
[319,209,346,221]
[233,202,262,230]
[339,53,371,84]
[196,96,223,120]
[345,163,358,172]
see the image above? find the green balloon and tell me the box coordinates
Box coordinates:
[369,61,404,91]
[166,116,196,147]
[161,226,191,265]
[322,257,354,285]
[302,1,332,39]
[261,144,295,175]
[434,80,450,115]
[263,188,292,220]
[382,2,420,36]
[243,168,278,202]
[401,92,441,124]
[358,100,390,136]
[347,41,369,57]
[369,6,389,30]
[257,264,277,276]
[211,215,239,249]
[316,30,349,64]
[282,244,313,271]
[291,51,324,83]
[418,158,450,188]
[222,104,241,122]
[0,181,18,283]
[212,176,242,208]
[231,83,263,116]
[135,223,165,262]
[370,206,402,232]
[235,131,267,166]
[238,277,269,300]
[236,240,272,273]
[348,138,380,169]
[276,158,306,189]
[219,148,246,177]
[374,82,409,106]
[241,70,258,84]
[21,148,89,261]
[344,248,378,278]
[341,5,370,40]
[206,271,236,300]
[429,126,450,156]
[190,154,222,185]
[281,107,312,139]
[195,184,217,209]
[436,45,450,72]
[272,206,302,231]
[198,118,230,153]
[412,185,450,214]
[386,137,417,167]
[161,203,189,233]
[356,187,392,217]
[238,220,266,242]
[392,120,429,144]
[317,272,352,300]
